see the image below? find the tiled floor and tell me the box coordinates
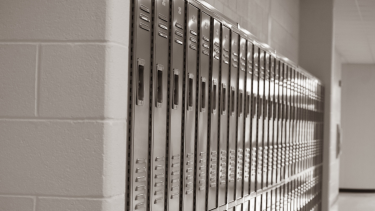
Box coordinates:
[337,193,375,211]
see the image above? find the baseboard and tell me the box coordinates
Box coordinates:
[339,188,375,193]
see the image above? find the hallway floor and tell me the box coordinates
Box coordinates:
[337,192,375,211]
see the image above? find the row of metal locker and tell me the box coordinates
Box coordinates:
[126,0,325,211]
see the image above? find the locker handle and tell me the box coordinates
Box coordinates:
[201,77,206,112]
[246,92,250,117]
[239,91,243,117]
[172,70,179,109]
[221,84,226,115]
[156,64,164,107]
[212,80,217,113]
[136,58,145,106]
[188,74,194,111]
[231,87,235,115]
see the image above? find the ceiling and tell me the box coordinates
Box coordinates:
[334,0,375,63]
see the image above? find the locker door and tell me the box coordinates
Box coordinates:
[150,0,170,209]
[271,57,278,185]
[236,36,247,199]
[195,11,210,211]
[128,0,153,210]
[218,25,230,206]
[290,69,297,177]
[295,72,301,175]
[282,65,288,180]
[274,60,281,184]
[243,200,250,211]
[244,41,253,197]
[207,18,221,211]
[257,48,265,191]
[255,195,262,211]
[279,63,285,182]
[251,45,259,193]
[182,4,199,211]
[227,31,239,203]
[268,54,276,185]
[167,0,184,209]
[285,66,291,179]
[262,51,270,189]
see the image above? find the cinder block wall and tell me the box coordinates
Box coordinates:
[203,0,300,62]
[0,0,129,210]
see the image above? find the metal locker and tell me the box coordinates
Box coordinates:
[150,0,170,210]
[218,25,230,207]
[195,11,210,211]
[227,30,239,203]
[267,53,275,187]
[283,65,289,179]
[127,0,153,210]
[250,197,256,211]
[255,195,262,211]
[262,192,268,211]
[289,68,295,177]
[243,200,250,211]
[182,4,199,211]
[292,69,298,176]
[278,62,285,182]
[244,40,253,197]
[297,72,302,175]
[271,57,278,185]
[166,0,184,210]
[257,48,265,191]
[262,50,270,189]
[274,60,281,184]
[286,66,292,179]
[207,18,221,211]
[236,36,247,199]
[251,45,259,193]
[267,190,272,211]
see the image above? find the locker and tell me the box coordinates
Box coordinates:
[255,195,262,211]
[267,190,272,211]
[244,41,253,197]
[218,25,230,206]
[243,200,250,211]
[279,62,285,182]
[273,58,279,185]
[166,0,185,210]
[289,69,296,177]
[257,48,265,191]
[127,0,153,210]
[206,18,221,211]
[236,36,247,199]
[150,0,170,210]
[227,30,239,203]
[182,4,199,211]
[250,44,259,194]
[267,53,275,187]
[195,11,211,211]
[262,50,270,189]
[285,66,291,179]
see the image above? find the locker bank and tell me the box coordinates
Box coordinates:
[127,0,324,210]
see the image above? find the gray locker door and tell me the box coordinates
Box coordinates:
[281,63,287,181]
[167,0,185,210]
[263,51,270,189]
[290,69,296,177]
[285,66,291,179]
[218,25,230,206]
[250,45,259,194]
[244,41,253,197]
[150,0,170,210]
[227,30,239,203]
[182,4,198,211]
[257,48,265,191]
[274,60,280,184]
[236,36,246,199]
[268,55,275,187]
[195,11,210,211]
[207,18,221,211]
[127,0,153,210]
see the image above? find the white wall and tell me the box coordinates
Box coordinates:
[340,64,375,189]
[0,0,129,210]
[203,0,300,62]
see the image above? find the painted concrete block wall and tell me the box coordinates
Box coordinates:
[340,64,375,189]
[203,0,300,63]
[0,0,129,210]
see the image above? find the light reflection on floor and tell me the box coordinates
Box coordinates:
[337,193,375,211]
